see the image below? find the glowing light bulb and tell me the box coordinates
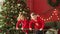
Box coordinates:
[57,16,58,17]
[55,13,57,15]
[51,16,52,18]
[58,18,59,20]
[54,11,56,13]
[44,19,46,21]
[54,9,56,10]
[52,13,54,15]
[40,17,41,18]
[41,18,43,20]
[49,17,51,19]
[47,19,48,20]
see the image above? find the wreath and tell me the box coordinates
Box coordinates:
[48,0,59,7]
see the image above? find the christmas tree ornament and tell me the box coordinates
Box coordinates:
[11,6,14,8]
[5,16,8,18]
[12,23,15,25]
[17,4,21,6]
[23,11,26,13]
[0,24,4,28]
[4,4,6,6]
[11,19,13,21]
[15,8,17,10]
[20,9,22,11]
[7,17,9,19]
[6,2,9,4]
[4,23,7,25]
[0,30,2,32]
[12,1,15,3]
[13,26,15,29]
[11,10,13,12]
[3,7,7,10]
[13,16,17,18]
[0,19,3,22]
[15,11,17,13]
[11,22,14,24]
[4,32,6,34]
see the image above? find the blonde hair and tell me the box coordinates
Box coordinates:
[17,12,27,21]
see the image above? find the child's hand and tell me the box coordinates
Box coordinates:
[39,28,43,31]
[29,28,32,31]
[21,28,23,30]
[16,27,19,30]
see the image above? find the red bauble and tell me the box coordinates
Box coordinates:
[0,30,2,32]
[5,16,8,18]
[6,22,10,25]
[6,32,8,34]
[17,0,20,3]
[13,16,17,18]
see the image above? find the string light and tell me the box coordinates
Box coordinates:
[58,18,59,20]
[52,13,54,15]
[44,19,46,21]
[57,16,58,17]
[38,9,60,21]
[47,19,48,20]
[41,18,44,20]
[54,9,56,10]
[40,17,41,18]
[54,11,56,13]
[49,17,51,20]
[50,16,52,18]
[55,13,58,15]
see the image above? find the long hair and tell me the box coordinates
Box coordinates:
[17,12,28,21]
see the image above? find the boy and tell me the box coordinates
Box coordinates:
[29,13,44,34]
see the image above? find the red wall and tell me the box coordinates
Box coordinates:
[27,0,60,22]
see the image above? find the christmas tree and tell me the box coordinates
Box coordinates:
[0,0,30,34]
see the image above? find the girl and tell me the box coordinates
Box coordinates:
[29,13,44,34]
[16,12,29,34]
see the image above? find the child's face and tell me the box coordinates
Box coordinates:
[19,13,25,20]
[20,15,25,20]
[31,15,37,20]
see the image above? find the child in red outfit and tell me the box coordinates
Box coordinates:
[16,12,29,34]
[29,13,44,34]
